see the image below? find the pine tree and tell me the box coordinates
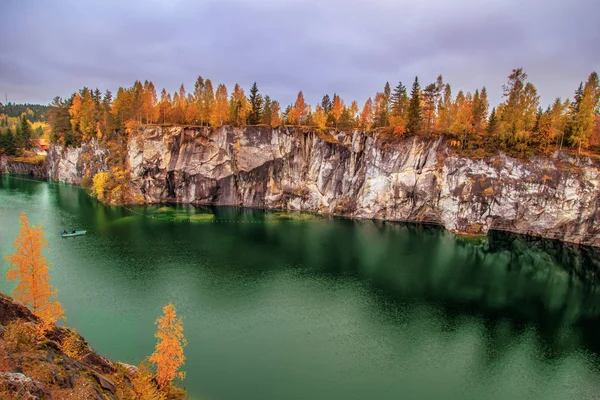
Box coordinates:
[422,83,437,134]
[18,114,32,149]
[5,213,64,325]
[406,77,422,135]
[247,82,263,125]
[148,303,186,391]
[321,95,332,114]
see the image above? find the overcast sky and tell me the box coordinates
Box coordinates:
[0,0,598,108]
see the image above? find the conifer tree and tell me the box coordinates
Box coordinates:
[247,82,263,125]
[406,77,422,135]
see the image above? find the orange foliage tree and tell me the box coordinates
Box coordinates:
[148,303,187,390]
[5,213,64,325]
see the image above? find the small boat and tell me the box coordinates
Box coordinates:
[60,230,87,238]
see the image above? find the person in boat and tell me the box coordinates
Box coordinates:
[63,230,67,235]
[71,229,76,234]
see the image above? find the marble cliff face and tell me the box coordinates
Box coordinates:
[41,125,600,246]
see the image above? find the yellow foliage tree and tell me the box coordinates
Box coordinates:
[148,303,187,390]
[131,363,166,400]
[5,213,64,325]
[92,171,110,202]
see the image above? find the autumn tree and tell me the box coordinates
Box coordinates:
[229,84,248,126]
[211,84,229,127]
[569,72,600,154]
[448,90,474,148]
[5,213,64,325]
[158,89,172,124]
[471,87,489,138]
[496,68,540,153]
[436,84,453,134]
[270,101,281,127]
[262,96,272,126]
[360,98,373,129]
[201,79,215,126]
[148,303,187,390]
[406,77,422,135]
[247,82,263,125]
[331,95,343,127]
[142,81,158,124]
[295,91,307,125]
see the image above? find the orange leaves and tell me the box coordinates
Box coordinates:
[211,84,229,127]
[5,213,64,326]
[148,303,187,390]
[332,95,343,125]
[295,91,306,125]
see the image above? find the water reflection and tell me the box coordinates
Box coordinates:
[2,176,600,399]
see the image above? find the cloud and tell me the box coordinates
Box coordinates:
[0,0,598,108]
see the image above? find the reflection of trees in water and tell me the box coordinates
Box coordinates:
[488,230,600,286]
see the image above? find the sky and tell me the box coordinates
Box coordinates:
[0,0,598,109]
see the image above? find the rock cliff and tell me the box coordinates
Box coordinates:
[22,125,600,247]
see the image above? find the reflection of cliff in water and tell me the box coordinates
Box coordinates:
[487,230,600,286]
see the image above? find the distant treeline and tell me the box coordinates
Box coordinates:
[39,68,600,157]
[0,102,48,123]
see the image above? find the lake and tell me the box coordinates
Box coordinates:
[1,174,600,399]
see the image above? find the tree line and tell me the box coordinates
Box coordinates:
[46,68,599,156]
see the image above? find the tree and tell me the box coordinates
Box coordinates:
[158,89,171,124]
[211,84,229,127]
[569,72,600,154]
[496,68,539,152]
[5,213,64,325]
[0,128,16,155]
[313,105,327,130]
[422,83,437,134]
[201,79,215,126]
[295,91,307,125]
[359,98,373,129]
[436,84,453,133]
[270,101,281,128]
[148,303,186,390]
[331,95,343,127]
[391,81,409,130]
[229,84,248,126]
[247,82,263,125]
[406,77,422,135]
[262,96,272,126]
[471,87,489,138]
[321,95,332,114]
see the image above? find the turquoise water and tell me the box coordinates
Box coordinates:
[1,175,600,399]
